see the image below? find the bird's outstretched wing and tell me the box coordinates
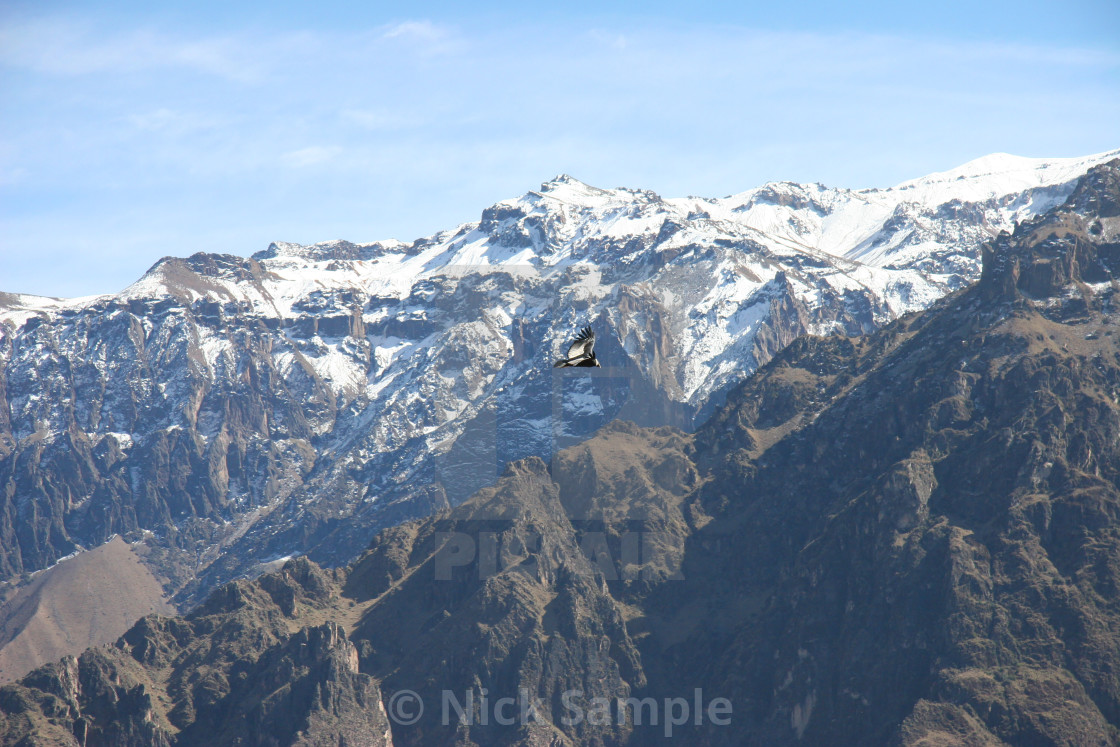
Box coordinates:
[566,325,595,360]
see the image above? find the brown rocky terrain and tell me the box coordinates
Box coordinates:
[1,160,1119,744]
[659,159,1120,745]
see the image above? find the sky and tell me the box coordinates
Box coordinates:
[1,1,1118,298]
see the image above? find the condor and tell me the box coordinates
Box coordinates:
[553,325,601,368]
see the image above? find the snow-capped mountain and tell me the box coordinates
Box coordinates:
[1,149,1116,604]
[7,158,1120,743]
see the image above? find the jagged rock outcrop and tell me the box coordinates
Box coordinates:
[0,557,393,746]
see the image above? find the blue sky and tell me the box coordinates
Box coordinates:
[2,1,1118,298]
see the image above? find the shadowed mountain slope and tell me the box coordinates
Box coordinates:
[657,158,1120,745]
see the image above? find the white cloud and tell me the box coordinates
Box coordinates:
[588,29,629,50]
[127,108,227,134]
[378,19,462,55]
[382,20,447,42]
[0,17,269,82]
[340,109,422,131]
[282,146,343,168]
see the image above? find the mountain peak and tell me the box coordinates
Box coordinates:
[531,173,620,205]
[253,239,400,263]
[980,157,1120,301]
[542,173,585,188]
[890,148,1120,204]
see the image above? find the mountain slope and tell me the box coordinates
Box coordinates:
[2,159,1119,744]
[668,158,1120,744]
[0,150,1116,681]
[0,537,173,684]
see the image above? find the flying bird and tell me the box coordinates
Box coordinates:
[554,325,601,367]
